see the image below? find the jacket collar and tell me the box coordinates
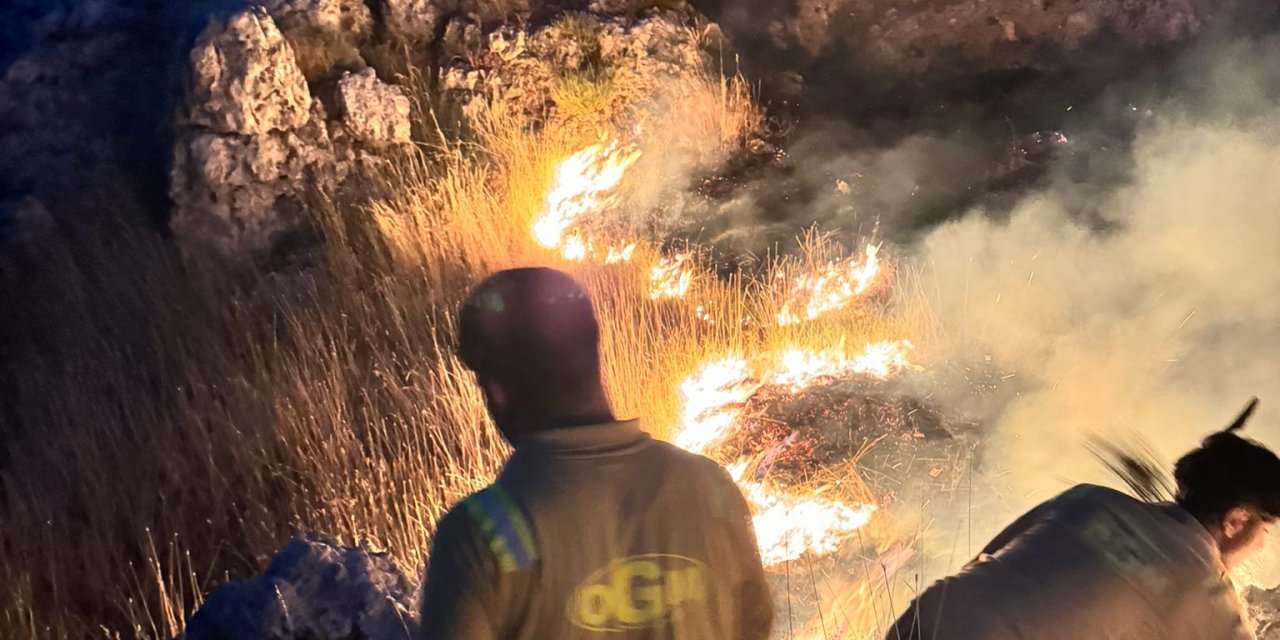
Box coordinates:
[518,419,648,451]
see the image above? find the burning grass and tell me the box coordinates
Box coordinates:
[0,48,938,639]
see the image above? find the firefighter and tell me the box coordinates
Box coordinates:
[888,400,1278,640]
[419,267,774,639]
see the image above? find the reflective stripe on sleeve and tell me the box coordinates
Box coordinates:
[462,484,540,572]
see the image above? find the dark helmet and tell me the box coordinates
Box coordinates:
[457,268,601,381]
[1174,399,1280,522]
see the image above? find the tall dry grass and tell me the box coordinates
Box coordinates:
[0,45,912,639]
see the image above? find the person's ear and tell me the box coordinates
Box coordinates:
[479,376,506,409]
[1222,506,1254,539]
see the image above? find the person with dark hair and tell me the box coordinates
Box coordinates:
[419,267,774,639]
[887,399,1277,640]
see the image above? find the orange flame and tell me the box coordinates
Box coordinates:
[672,341,915,565]
[730,464,878,566]
[531,142,915,571]
[532,142,642,261]
[649,253,695,300]
[776,244,882,325]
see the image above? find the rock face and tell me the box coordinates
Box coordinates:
[187,10,314,135]
[439,10,714,126]
[711,0,1233,102]
[338,68,413,146]
[171,9,343,258]
[170,4,426,260]
[181,533,419,640]
[264,0,373,42]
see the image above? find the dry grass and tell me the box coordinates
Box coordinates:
[0,53,908,639]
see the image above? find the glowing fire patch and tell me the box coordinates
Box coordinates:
[674,356,757,453]
[530,142,913,569]
[672,341,914,565]
[649,253,695,300]
[730,464,878,566]
[776,244,882,326]
[532,143,642,262]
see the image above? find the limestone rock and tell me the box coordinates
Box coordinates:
[181,533,418,640]
[171,9,346,258]
[382,0,544,42]
[263,0,371,81]
[263,0,374,42]
[382,0,452,41]
[338,69,412,145]
[440,10,711,126]
[186,9,313,136]
[713,0,1229,100]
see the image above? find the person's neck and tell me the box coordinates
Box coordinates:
[541,404,616,430]
[504,399,616,441]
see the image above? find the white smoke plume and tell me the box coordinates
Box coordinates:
[908,35,1280,582]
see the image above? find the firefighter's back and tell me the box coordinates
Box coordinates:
[486,419,769,639]
[891,484,1251,640]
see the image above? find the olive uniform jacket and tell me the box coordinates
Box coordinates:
[888,484,1255,640]
[419,420,774,639]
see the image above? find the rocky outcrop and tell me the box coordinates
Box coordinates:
[182,533,418,640]
[440,10,715,126]
[167,1,729,259]
[379,0,682,42]
[264,0,373,42]
[712,0,1233,102]
[338,68,413,146]
[169,5,424,259]
[170,9,345,258]
[186,10,314,136]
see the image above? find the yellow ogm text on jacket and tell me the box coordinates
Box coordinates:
[569,554,709,631]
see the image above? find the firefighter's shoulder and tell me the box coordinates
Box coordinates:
[445,482,541,573]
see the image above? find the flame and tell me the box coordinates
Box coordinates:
[672,341,914,565]
[774,341,916,390]
[731,464,878,566]
[649,253,695,300]
[776,244,882,325]
[673,356,757,453]
[530,142,915,571]
[604,243,637,264]
[531,142,642,261]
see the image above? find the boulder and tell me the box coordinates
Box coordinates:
[181,533,419,640]
[185,9,313,136]
[170,9,347,258]
[263,0,374,42]
[382,0,453,42]
[381,0,540,42]
[712,0,1231,102]
[337,69,413,146]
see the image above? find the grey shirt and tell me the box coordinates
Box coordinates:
[419,420,774,639]
[889,484,1254,640]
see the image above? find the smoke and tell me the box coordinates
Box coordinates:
[908,34,1280,580]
